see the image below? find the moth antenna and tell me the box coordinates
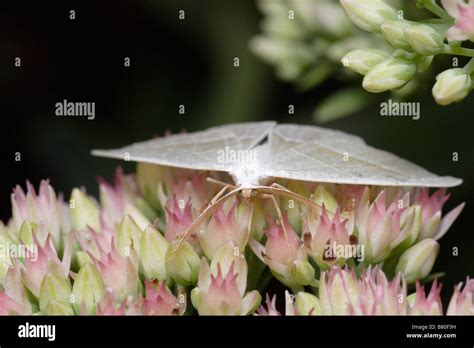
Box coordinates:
[172,187,244,254]
[211,184,232,205]
[269,194,293,262]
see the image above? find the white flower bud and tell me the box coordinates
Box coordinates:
[396,239,439,284]
[363,59,417,93]
[405,25,444,55]
[381,20,413,50]
[340,0,398,33]
[342,49,391,76]
[432,68,472,105]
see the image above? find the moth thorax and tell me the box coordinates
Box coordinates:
[229,163,266,188]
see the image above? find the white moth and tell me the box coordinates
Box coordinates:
[92,121,461,188]
[92,121,462,249]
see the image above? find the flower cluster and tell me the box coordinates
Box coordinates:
[250,0,399,122]
[0,164,470,315]
[340,0,474,105]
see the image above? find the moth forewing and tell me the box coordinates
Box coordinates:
[265,124,462,188]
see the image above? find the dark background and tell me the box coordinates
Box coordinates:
[1,0,473,306]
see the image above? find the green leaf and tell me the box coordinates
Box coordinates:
[314,88,373,123]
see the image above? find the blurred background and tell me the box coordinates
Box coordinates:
[1,0,473,306]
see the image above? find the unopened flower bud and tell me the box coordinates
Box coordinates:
[117,215,142,257]
[165,241,200,286]
[294,292,321,315]
[43,300,75,315]
[139,225,169,281]
[72,262,105,314]
[396,239,439,283]
[313,185,339,214]
[340,0,398,33]
[432,68,472,105]
[405,25,444,55]
[39,262,72,313]
[136,162,167,211]
[381,20,413,50]
[70,188,100,231]
[342,49,391,76]
[363,59,417,93]
[291,260,316,286]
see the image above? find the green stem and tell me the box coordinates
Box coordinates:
[463,58,474,74]
[442,44,474,57]
[421,0,453,22]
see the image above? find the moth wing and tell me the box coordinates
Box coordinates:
[262,124,461,187]
[92,121,276,172]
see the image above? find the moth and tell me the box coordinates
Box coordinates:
[92,122,462,251]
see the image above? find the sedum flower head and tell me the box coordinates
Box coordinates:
[11,180,70,251]
[0,167,467,316]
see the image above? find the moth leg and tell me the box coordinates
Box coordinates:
[269,182,291,192]
[210,184,232,205]
[171,187,243,255]
[268,193,294,262]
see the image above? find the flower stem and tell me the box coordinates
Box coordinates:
[420,0,452,22]
[442,44,474,57]
[464,58,474,74]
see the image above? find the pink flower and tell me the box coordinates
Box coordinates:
[11,180,69,250]
[304,206,353,268]
[143,279,181,315]
[0,292,25,315]
[447,277,474,315]
[250,214,316,290]
[256,294,281,316]
[356,190,416,263]
[89,239,140,302]
[414,188,464,240]
[98,168,139,225]
[167,171,212,212]
[164,195,197,247]
[191,259,261,315]
[75,217,115,259]
[21,233,71,297]
[0,262,32,315]
[96,292,126,315]
[319,266,407,315]
[264,215,300,265]
[409,280,443,315]
[442,0,474,41]
[198,199,252,259]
